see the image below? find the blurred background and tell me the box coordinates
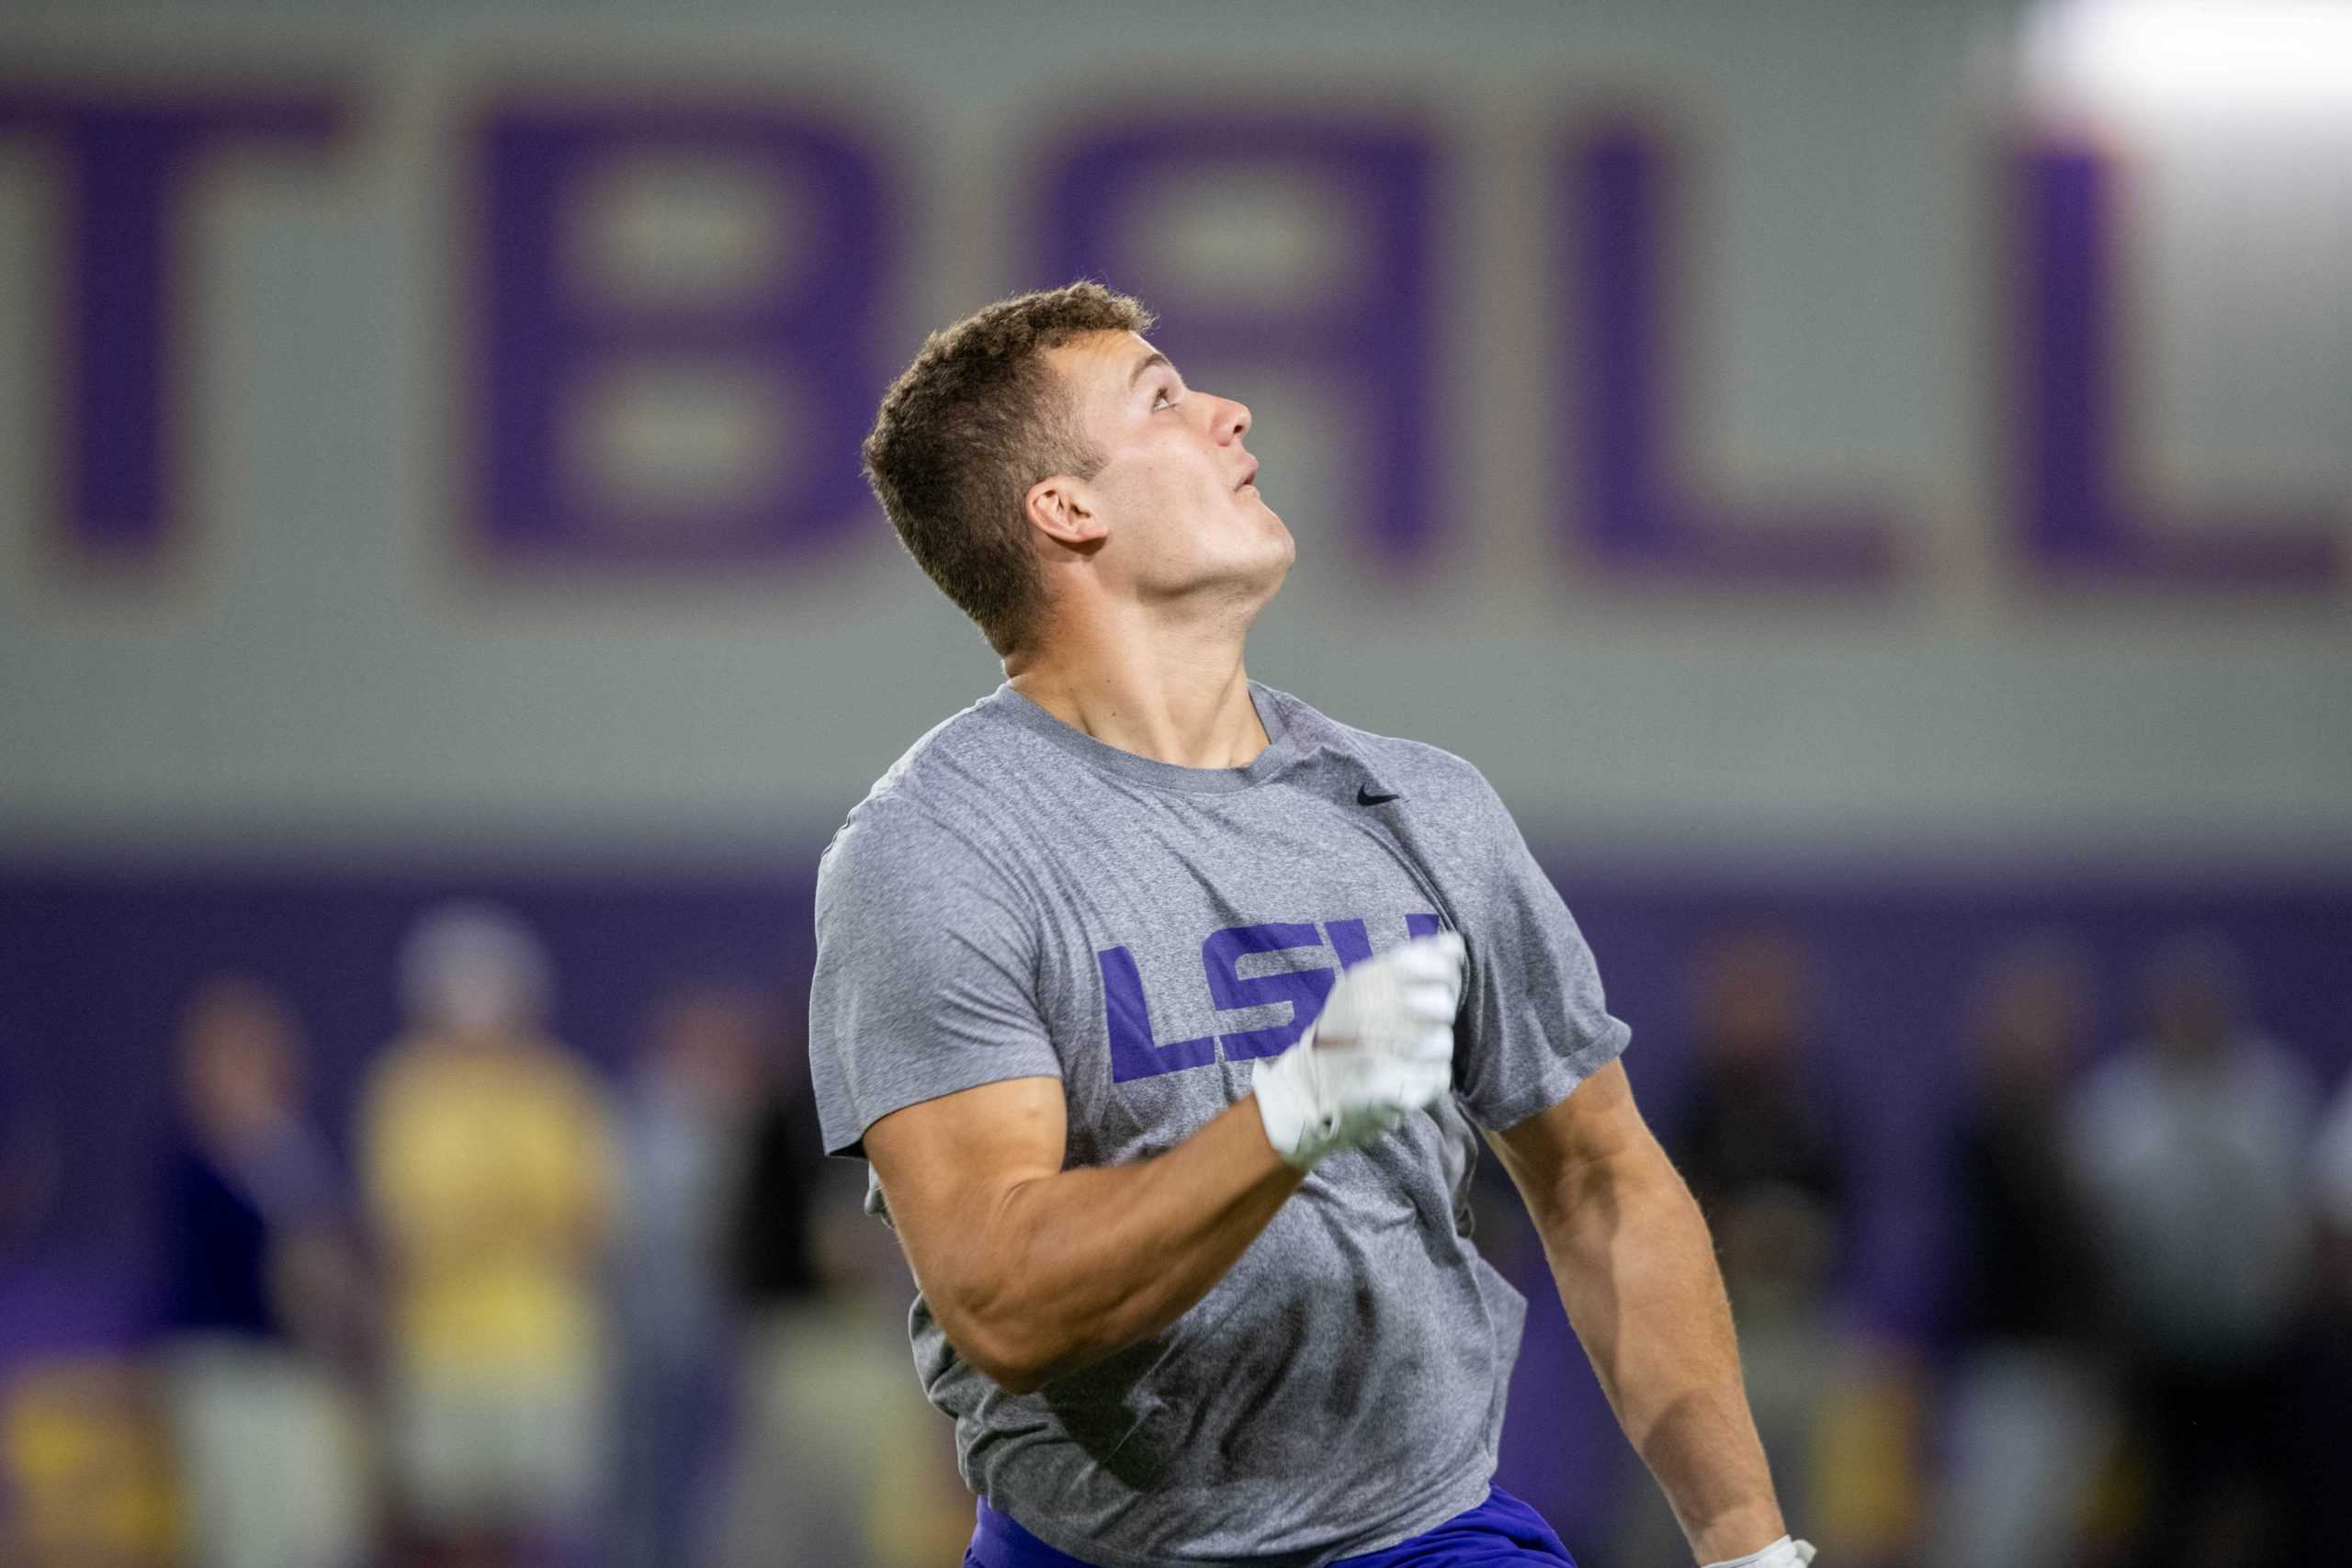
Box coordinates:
[2,0,2349,1564]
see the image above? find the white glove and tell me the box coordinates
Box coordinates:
[1702,1537,1815,1568]
[1251,931,1464,1169]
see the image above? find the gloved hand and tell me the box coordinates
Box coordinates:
[1702,1537,1815,1568]
[1252,931,1464,1169]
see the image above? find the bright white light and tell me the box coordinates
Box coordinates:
[2023,0,2352,121]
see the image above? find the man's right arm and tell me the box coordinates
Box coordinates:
[864,1077,1302,1395]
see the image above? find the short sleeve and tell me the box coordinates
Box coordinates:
[809,798,1062,1157]
[1447,772,1632,1132]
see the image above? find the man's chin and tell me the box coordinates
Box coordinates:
[1253,540,1295,606]
[1250,496,1292,548]
[1211,544,1292,615]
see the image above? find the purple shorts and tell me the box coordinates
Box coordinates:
[964,1483,1578,1567]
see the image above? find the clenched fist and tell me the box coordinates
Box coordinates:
[1251,931,1465,1169]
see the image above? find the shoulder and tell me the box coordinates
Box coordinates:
[836,694,1006,815]
[1257,683,1526,874]
[1256,682,1505,807]
[818,696,1050,938]
[819,696,1027,883]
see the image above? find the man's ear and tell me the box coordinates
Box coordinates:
[1024,474,1107,554]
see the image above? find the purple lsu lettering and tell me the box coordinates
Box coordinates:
[1098,913,1444,1083]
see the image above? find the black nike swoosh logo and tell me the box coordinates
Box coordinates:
[1357,785,1401,807]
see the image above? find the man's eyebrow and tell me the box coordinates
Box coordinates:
[1127,350,1172,390]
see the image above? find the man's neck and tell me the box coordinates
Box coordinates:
[1005,617,1269,771]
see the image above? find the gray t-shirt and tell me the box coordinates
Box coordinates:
[809,682,1629,1568]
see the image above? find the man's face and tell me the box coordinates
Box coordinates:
[1041,331,1292,607]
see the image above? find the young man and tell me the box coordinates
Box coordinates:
[810,283,1813,1568]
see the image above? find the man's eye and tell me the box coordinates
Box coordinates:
[1154,389,1177,410]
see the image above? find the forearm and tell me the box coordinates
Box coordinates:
[1542,1151,1784,1562]
[953,1095,1303,1392]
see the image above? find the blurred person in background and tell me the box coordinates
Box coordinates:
[723,1007,826,1328]
[2314,1066,2352,1325]
[715,1151,971,1568]
[1928,936,2111,1568]
[610,982,768,1568]
[714,1007,971,1568]
[1618,929,1849,1567]
[2314,1072,2352,1262]
[2066,932,2317,1568]
[710,1011,827,1567]
[1673,929,1849,1320]
[358,904,616,1568]
[2280,1066,2352,1551]
[0,1094,58,1270]
[0,1074,176,1568]
[156,975,371,1568]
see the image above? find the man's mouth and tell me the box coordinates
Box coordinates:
[1236,459,1260,491]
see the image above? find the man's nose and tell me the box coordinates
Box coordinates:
[1216,397,1251,443]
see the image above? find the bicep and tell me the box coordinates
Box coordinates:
[1486,1059,1668,1232]
[863,1075,1068,1311]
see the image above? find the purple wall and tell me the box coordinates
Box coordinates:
[2,851,2347,1540]
[6,852,2345,1283]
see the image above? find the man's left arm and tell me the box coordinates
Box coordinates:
[1486,1059,1803,1568]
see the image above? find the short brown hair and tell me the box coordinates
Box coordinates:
[862,282,1154,656]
